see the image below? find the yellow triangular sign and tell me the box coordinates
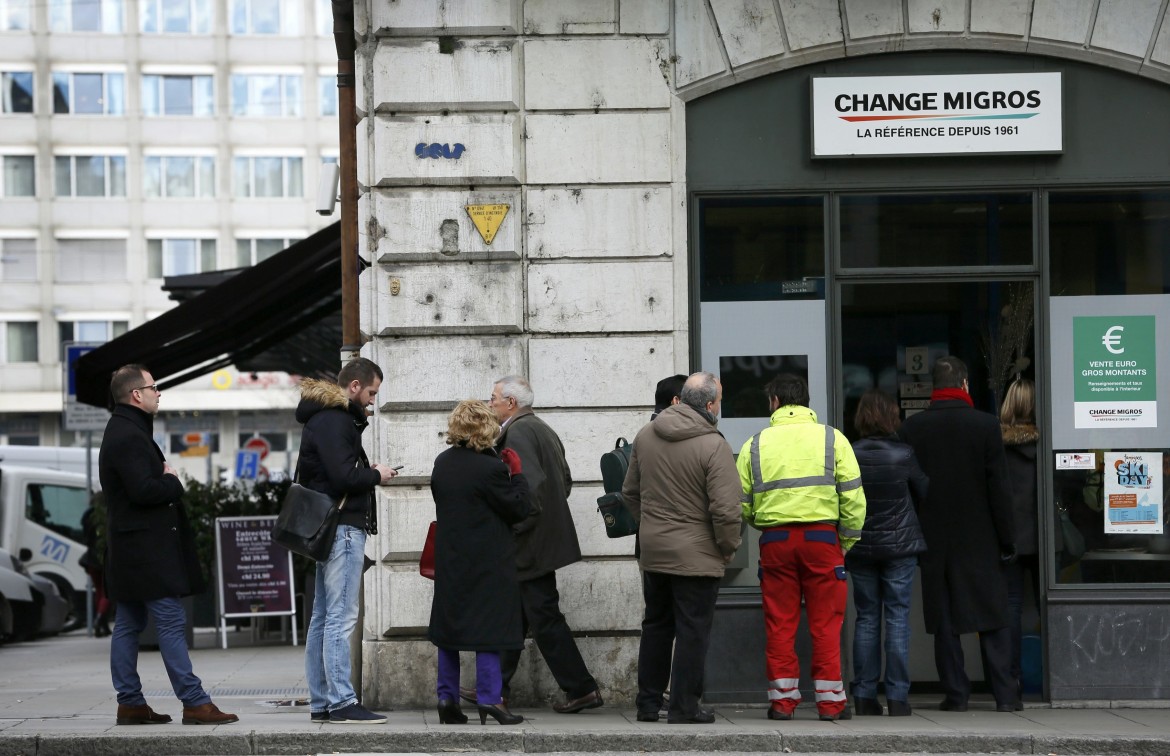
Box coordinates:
[465,204,510,245]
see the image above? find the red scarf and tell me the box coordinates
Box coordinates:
[930,387,973,407]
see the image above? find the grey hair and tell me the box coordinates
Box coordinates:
[495,375,534,408]
[679,371,718,410]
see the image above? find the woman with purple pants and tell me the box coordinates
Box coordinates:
[428,400,531,725]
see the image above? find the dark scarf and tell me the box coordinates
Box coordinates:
[930,387,973,407]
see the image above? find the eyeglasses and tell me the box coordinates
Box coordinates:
[133,384,159,393]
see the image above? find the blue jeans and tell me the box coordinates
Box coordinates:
[306,525,366,713]
[111,597,210,707]
[849,556,916,702]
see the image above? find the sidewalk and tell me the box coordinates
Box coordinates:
[2,632,1170,756]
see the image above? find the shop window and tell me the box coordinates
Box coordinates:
[54,155,127,197]
[54,238,128,281]
[1050,191,1170,297]
[140,0,212,34]
[2,154,35,197]
[49,0,123,32]
[143,154,215,198]
[231,155,303,198]
[147,238,216,277]
[52,71,125,114]
[839,192,1032,269]
[141,74,214,116]
[2,70,34,113]
[698,196,825,302]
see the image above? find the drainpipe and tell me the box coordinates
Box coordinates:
[332,0,361,363]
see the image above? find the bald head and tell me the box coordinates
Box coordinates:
[679,371,722,417]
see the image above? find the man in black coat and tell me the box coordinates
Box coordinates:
[100,364,238,726]
[898,356,1017,712]
[484,375,602,713]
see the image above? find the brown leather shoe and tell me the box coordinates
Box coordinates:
[553,689,603,714]
[116,704,172,725]
[182,702,240,725]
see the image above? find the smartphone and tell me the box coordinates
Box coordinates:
[392,465,404,471]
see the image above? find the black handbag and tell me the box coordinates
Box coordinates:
[271,461,349,562]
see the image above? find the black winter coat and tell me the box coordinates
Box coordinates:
[846,435,928,564]
[428,445,531,651]
[1002,424,1039,556]
[497,409,582,581]
[99,404,204,602]
[295,379,381,532]
[898,399,1013,634]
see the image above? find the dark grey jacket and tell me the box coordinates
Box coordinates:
[846,435,928,564]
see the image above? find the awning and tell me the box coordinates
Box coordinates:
[75,223,342,408]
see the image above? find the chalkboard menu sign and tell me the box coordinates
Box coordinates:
[215,516,296,648]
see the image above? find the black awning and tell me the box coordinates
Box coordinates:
[75,222,342,408]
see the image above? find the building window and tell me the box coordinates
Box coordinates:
[3,321,38,363]
[49,0,123,32]
[318,74,336,116]
[141,74,214,116]
[140,0,211,33]
[2,71,34,113]
[0,413,40,445]
[54,154,126,197]
[2,0,32,30]
[147,237,215,277]
[231,73,302,117]
[52,71,125,115]
[58,319,128,346]
[232,155,302,198]
[0,237,37,281]
[55,238,127,282]
[236,236,296,266]
[229,0,300,35]
[315,0,329,35]
[2,155,35,197]
[143,154,215,198]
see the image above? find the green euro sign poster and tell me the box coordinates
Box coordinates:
[1073,315,1157,428]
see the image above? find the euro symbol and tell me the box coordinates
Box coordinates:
[1102,325,1124,354]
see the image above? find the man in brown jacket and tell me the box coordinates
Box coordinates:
[623,371,743,724]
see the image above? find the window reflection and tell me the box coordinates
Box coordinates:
[1050,191,1170,296]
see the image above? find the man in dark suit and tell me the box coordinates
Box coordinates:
[483,374,602,714]
[100,364,238,726]
[898,356,1017,712]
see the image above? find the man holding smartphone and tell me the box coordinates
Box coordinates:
[295,358,399,724]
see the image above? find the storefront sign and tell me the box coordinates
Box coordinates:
[1073,315,1157,429]
[1103,451,1163,534]
[215,516,296,648]
[811,72,1062,157]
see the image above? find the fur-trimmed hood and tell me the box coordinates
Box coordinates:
[1001,423,1039,446]
[295,378,353,424]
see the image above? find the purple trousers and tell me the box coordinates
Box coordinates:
[437,648,503,704]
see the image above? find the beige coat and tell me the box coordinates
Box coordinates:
[623,403,743,577]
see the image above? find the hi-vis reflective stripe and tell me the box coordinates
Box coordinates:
[749,426,835,493]
[814,680,847,702]
[767,677,801,701]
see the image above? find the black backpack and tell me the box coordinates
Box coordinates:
[596,438,637,538]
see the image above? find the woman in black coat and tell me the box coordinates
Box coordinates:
[847,389,928,717]
[429,399,531,725]
[999,378,1039,701]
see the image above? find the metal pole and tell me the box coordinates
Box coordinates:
[334,0,360,362]
[85,430,94,636]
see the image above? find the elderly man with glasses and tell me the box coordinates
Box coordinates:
[99,364,238,726]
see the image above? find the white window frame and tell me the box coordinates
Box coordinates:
[146,232,217,277]
[143,150,216,198]
[235,232,301,266]
[1,149,36,197]
[140,69,215,116]
[1,315,39,364]
[139,0,212,34]
[231,152,303,198]
[49,0,123,33]
[52,68,126,115]
[230,69,303,118]
[2,68,35,114]
[1,0,33,31]
[0,231,38,282]
[229,0,301,36]
[54,150,128,198]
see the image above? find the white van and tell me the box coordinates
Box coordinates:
[0,445,96,479]
[0,464,93,630]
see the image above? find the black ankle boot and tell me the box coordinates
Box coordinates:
[855,697,884,715]
[437,698,467,724]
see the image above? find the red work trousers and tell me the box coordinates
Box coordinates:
[760,522,847,716]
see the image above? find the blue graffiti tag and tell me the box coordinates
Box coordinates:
[40,534,71,564]
[415,143,466,160]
